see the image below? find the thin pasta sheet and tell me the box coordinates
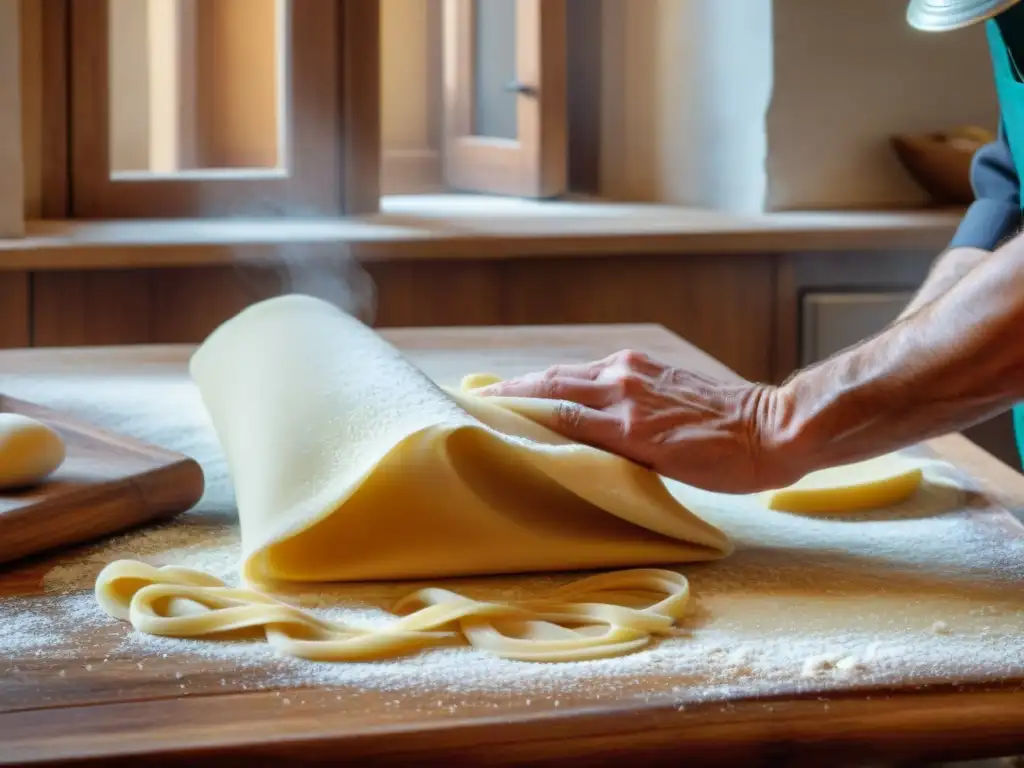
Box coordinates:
[187,294,731,588]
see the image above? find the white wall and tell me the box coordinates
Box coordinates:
[598,0,773,214]
[766,0,999,209]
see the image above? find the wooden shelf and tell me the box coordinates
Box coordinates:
[0,197,964,271]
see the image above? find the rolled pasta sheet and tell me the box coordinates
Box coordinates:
[187,294,732,588]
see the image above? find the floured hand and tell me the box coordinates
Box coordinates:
[476,350,801,494]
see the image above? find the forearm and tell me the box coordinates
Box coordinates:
[771,233,1024,474]
[896,247,989,320]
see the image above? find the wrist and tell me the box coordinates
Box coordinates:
[754,361,882,485]
[768,352,922,480]
[745,381,820,489]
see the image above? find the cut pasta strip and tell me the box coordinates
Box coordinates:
[96,559,692,663]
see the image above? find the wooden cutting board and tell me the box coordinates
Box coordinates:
[0,394,204,566]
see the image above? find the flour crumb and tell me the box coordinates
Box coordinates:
[835,656,864,675]
[801,652,842,677]
[726,648,754,666]
[931,621,951,635]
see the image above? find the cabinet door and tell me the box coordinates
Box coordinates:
[800,291,912,366]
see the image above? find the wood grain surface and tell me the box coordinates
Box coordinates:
[19,0,69,220]
[0,272,29,349]
[0,395,204,566]
[26,255,778,383]
[0,325,1021,767]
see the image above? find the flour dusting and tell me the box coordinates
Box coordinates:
[1,371,1022,704]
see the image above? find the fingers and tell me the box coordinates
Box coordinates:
[478,351,662,399]
[476,360,600,397]
[544,362,604,381]
[479,374,612,408]
[534,400,628,453]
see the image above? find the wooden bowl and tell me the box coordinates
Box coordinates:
[891,132,981,206]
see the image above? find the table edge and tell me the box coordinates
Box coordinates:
[3,683,1022,765]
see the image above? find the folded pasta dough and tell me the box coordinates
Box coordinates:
[188,294,731,588]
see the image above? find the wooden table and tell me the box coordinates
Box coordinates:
[1,324,1022,767]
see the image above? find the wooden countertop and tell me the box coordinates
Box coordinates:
[1,324,1022,766]
[0,196,964,271]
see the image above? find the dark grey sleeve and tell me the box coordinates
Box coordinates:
[949,120,1021,250]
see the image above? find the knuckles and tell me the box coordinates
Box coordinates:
[612,371,650,398]
[609,349,651,369]
[536,368,565,398]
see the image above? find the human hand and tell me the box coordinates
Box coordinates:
[476,350,803,494]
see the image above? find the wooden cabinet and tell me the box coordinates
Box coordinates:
[0,273,29,348]
[24,254,778,383]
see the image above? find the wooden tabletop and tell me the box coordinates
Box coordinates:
[0,324,1022,767]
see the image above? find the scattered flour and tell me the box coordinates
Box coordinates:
[1,371,1023,703]
[835,655,865,675]
[801,652,843,678]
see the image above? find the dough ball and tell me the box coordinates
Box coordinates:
[761,454,923,514]
[460,372,503,391]
[0,413,66,490]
